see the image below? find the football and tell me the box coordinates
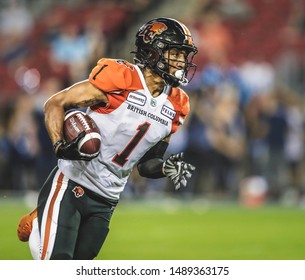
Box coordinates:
[63,110,101,156]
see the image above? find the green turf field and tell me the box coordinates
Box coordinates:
[1,197,305,260]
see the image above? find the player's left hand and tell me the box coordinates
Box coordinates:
[56,131,98,161]
[163,152,195,190]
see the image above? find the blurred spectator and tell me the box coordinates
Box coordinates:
[243,94,269,177]
[274,26,304,93]
[0,0,34,62]
[5,94,40,193]
[218,0,253,21]
[123,169,149,199]
[193,6,233,68]
[84,16,107,70]
[184,81,246,198]
[50,22,92,83]
[243,87,289,202]
[238,54,276,97]
[261,89,289,201]
[281,86,304,200]
[182,88,216,196]
[285,0,305,36]
[206,83,246,196]
[200,62,251,108]
[0,112,10,190]
[32,77,62,188]
[0,0,33,37]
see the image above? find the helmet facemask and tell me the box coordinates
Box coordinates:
[154,40,197,87]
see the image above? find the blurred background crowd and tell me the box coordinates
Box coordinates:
[1,0,305,207]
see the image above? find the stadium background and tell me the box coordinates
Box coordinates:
[0,0,305,260]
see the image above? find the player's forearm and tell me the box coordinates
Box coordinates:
[43,81,106,147]
[137,158,165,178]
[137,139,169,178]
[44,94,65,146]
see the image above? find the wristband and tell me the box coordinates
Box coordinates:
[53,140,65,151]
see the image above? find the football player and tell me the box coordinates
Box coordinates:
[17,17,198,259]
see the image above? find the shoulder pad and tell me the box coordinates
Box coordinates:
[168,87,190,117]
[89,58,137,92]
[168,88,190,133]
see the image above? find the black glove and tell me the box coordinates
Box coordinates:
[55,132,98,161]
[162,152,195,190]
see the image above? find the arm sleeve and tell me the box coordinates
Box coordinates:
[137,140,169,179]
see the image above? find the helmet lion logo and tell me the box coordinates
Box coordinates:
[139,22,168,43]
[72,186,84,198]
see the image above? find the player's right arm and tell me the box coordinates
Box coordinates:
[45,58,134,159]
[44,80,108,156]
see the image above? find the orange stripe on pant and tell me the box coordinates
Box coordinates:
[40,172,64,260]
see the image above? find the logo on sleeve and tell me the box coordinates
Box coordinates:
[116,59,135,71]
[161,105,176,120]
[127,92,147,106]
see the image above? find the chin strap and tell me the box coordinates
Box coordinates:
[179,77,189,86]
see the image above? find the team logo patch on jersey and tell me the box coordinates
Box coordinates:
[161,105,176,120]
[127,92,146,106]
[72,186,84,198]
[150,98,157,107]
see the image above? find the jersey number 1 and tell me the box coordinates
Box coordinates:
[112,122,151,166]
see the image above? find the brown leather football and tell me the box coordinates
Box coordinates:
[63,110,101,156]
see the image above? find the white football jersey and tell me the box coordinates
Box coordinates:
[58,58,190,200]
